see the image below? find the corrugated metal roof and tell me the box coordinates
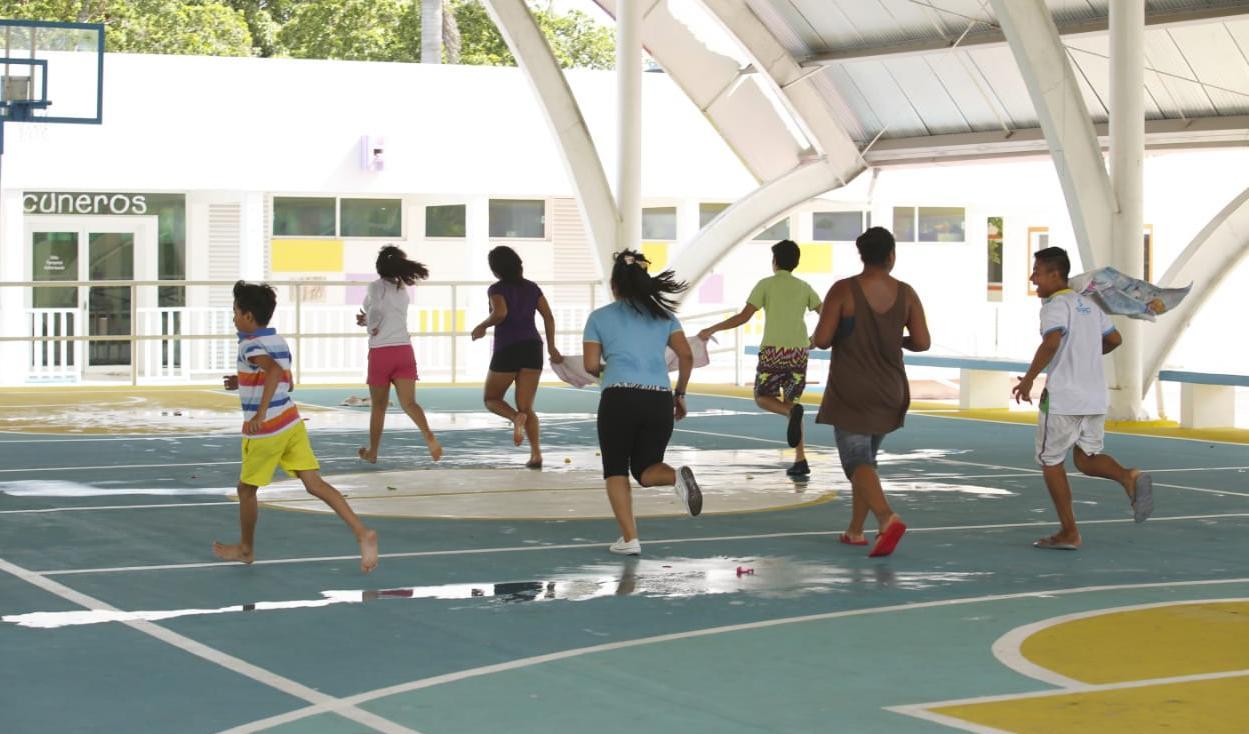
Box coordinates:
[736,0,1249,148]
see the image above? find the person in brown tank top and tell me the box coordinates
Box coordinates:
[811,227,930,557]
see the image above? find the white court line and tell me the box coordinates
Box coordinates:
[0,454,370,475]
[223,576,1249,734]
[0,557,422,734]
[989,597,1249,688]
[37,512,1249,577]
[0,501,238,515]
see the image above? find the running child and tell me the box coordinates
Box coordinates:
[699,239,822,477]
[216,281,379,573]
[1012,246,1154,550]
[470,245,563,468]
[355,245,441,464]
[584,250,700,556]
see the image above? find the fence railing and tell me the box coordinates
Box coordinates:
[1,280,742,386]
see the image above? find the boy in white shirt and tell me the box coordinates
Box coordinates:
[1012,247,1154,550]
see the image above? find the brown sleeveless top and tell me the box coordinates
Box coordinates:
[816,277,912,435]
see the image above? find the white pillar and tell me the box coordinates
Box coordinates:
[616,0,642,254]
[421,0,443,64]
[239,192,265,281]
[1108,0,1147,420]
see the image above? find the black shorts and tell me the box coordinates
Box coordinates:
[597,387,674,484]
[489,339,543,373]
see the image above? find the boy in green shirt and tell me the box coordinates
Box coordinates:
[699,240,822,476]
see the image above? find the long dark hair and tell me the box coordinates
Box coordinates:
[487,245,523,283]
[610,250,687,319]
[376,245,430,286]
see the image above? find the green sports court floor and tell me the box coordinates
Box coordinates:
[1,385,1247,733]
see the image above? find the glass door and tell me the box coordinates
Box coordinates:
[86,232,135,367]
[30,231,80,370]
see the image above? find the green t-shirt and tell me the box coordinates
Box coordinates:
[746,270,823,349]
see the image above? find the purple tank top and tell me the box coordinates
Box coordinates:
[487,279,543,351]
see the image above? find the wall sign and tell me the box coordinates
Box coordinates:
[23,192,149,215]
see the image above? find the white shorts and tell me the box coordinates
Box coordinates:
[1036,411,1105,466]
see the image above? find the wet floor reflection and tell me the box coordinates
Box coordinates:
[3,556,992,629]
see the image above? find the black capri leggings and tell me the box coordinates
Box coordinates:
[597,387,674,484]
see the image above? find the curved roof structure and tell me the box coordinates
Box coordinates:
[594,0,1249,169]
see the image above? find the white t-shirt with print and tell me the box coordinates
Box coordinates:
[363,279,413,349]
[1040,289,1117,415]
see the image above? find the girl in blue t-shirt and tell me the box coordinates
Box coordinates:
[583,250,701,556]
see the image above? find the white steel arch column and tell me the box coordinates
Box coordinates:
[668,0,865,292]
[671,159,845,291]
[1108,0,1147,419]
[616,0,643,255]
[482,0,619,283]
[990,0,1112,272]
[1143,188,1249,391]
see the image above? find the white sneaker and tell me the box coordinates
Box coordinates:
[674,466,702,517]
[609,537,641,555]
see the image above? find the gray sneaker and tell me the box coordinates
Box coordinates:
[674,466,702,517]
[1132,472,1154,523]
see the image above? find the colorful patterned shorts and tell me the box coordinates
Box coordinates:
[754,345,809,402]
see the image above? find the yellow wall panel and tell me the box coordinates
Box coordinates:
[641,241,669,271]
[271,240,344,273]
[794,243,832,274]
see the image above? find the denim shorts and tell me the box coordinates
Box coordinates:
[833,428,884,480]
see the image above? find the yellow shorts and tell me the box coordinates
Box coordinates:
[239,421,319,487]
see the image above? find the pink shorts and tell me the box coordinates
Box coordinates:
[367,345,418,386]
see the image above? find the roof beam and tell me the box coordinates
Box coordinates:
[861,115,1249,164]
[801,3,1249,66]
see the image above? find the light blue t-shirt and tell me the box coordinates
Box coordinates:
[583,301,682,390]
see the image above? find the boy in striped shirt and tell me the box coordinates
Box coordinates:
[214,281,379,573]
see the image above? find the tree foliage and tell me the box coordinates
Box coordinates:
[0,0,615,68]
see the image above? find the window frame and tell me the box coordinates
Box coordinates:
[338,196,404,239]
[812,210,870,242]
[424,203,468,239]
[488,198,550,240]
[271,195,339,239]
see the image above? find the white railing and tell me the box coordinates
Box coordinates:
[0,280,748,386]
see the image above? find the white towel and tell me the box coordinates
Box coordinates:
[551,335,713,389]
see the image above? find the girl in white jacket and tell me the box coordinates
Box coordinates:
[356,245,442,463]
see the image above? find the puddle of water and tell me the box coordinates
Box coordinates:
[0,481,235,497]
[3,556,993,629]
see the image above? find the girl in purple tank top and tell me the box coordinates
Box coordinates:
[470,246,563,468]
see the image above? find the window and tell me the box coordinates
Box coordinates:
[813,211,868,241]
[489,199,545,238]
[426,204,466,238]
[699,202,729,228]
[893,207,916,242]
[755,218,790,241]
[1027,226,1049,296]
[918,206,965,242]
[340,198,402,238]
[987,216,1003,302]
[642,207,677,240]
[273,197,335,237]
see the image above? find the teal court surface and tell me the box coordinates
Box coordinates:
[1,385,1247,733]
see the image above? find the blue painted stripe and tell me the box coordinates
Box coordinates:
[1158,370,1249,387]
[240,397,291,411]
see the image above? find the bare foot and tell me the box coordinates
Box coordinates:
[1033,533,1081,550]
[526,455,542,469]
[426,436,443,462]
[212,541,254,565]
[357,447,377,464]
[512,413,527,446]
[359,529,379,574]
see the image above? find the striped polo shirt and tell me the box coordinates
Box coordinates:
[236,327,300,437]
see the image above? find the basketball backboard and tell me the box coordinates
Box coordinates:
[0,18,103,141]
